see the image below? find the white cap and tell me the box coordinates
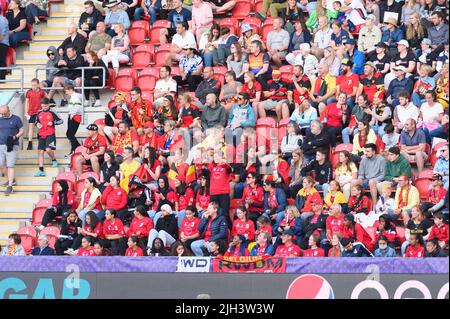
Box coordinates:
[397,40,409,48]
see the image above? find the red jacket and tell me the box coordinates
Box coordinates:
[52,191,75,209]
[232,219,256,241]
[428,223,449,243]
[128,216,154,238]
[208,163,232,195]
[125,247,144,256]
[195,191,210,211]
[242,184,264,213]
[342,223,374,252]
[103,218,126,237]
[101,186,128,211]
[373,220,397,243]
[256,223,273,237]
[348,195,371,214]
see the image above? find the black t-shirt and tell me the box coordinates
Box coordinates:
[6,9,27,31]
[367,51,391,73]
[290,76,312,91]
[100,162,120,185]
[392,51,415,70]
[406,219,433,237]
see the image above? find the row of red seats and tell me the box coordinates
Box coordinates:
[17,226,60,254]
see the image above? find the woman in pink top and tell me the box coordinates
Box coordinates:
[192,0,214,43]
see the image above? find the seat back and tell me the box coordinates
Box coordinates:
[231,0,253,19]
[128,27,148,46]
[413,178,432,199]
[40,226,61,249]
[17,226,38,254]
[36,198,53,209]
[132,51,152,68]
[32,207,47,226]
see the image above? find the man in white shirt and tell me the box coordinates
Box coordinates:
[285,43,318,81]
[342,0,367,27]
[165,21,197,66]
[357,14,381,54]
[154,66,178,106]
[312,16,333,60]
[393,91,420,131]
[266,17,290,67]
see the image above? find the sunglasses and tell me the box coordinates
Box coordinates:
[47,52,55,56]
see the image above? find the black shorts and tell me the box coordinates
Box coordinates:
[38,135,56,151]
[42,80,53,87]
[84,154,105,166]
[29,114,37,124]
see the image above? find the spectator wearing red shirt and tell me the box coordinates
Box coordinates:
[75,124,107,177]
[275,229,302,257]
[208,151,233,227]
[342,214,375,252]
[422,176,447,218]
[139,122,160,155]
[242,172,265,221]
[428,212,449,249]
[128,205,154,250]
[404,233,425,258]
[73,211,104,250]
[348,184,371,215]
[241,72,262,116]
[335,59,359,107]
[103,208,127,256]
[232,206,256,242]
[326,203,345,241]
[178,93,201,129]
[195,172,211,214]
[256,215,273,237]
[224,234,249,257]
[25,79,46,150]
[373,214,397,246]
[77,236,96,256]
[249,231,275,256]
[93,241,111,256]
[303,234,325,257]
[129,86,154,136]
[125,236,145,256]
[179,206,201,253]
[111,121,140,156]
[136,146,161,188]
[38,180,75,230]
[101,175,129,222]
[173,178,195,228]
[321,92,348,147]
[295,176,323,218]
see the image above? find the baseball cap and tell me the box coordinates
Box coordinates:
[364,61,377,70]
[375,42,388,49]
[344,38,356,46]
[272,70,282,77]
[397,40,409,48]
[421,38,432,46]
[341,58,353,67]
[344,214,354,222]
[282,229,295,236]
[241,23,252,33]
[86,124,98,131]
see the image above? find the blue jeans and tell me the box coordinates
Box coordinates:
[9,31,30,48]
[191,239,213,256]
[176,210,186,229]
[315,183,330,197]
[25,3,47,24]
[371,125,386,138]
[342,127,358,144]
[203,52,213,67]
[412,92,424,107]
[429,126,447,140]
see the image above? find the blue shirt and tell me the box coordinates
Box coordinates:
[331,30,350,46]
[0,15,9,46]
[168,8,192,28]
[0,114,23,145]
[105,10,130,30]
[400,129,427,147]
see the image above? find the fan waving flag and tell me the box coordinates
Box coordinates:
[185,165,196,185]
[167,167,179,190]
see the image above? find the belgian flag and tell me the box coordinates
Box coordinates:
[185,165,196,185]
[167,166,178,190]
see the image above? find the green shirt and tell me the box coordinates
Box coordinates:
[384,154,412,182]
[305,9,338,32]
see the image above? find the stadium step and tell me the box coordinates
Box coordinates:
[28,41,64,52]
[16,150,72,160]
[0,185,52,193]
[46,18,78,29]
[50,11,82,19]
[0,203,35,214]
[22,138,75,150]
[33,34,67,42]
[6,166,61,178]
[39,27,71,36]
[0,193,43,204]
[50,3,84,13]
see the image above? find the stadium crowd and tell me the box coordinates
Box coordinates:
[0,0,449,258]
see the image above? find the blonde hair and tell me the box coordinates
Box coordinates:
[420,64,433,76]
[406,13,425,40]
[286,205,301,218]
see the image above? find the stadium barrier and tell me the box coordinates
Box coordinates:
[0,66,25,92]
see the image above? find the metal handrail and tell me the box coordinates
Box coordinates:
[0,67,25,92]
[35,66,107,124]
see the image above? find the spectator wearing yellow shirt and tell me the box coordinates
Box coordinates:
[309,63,336,112]
[119,146,141,193]
[323,180,347,213]
[393,174,420,226]
[334,151,358,200]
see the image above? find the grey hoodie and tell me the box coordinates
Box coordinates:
[45,46,60,83]
[201,103,227,130]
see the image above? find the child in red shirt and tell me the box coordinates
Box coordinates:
[125,236,145,256]
[232,207,256,242]
[348,184,371,215]
[404,233,425,258]
[303,234,325,257]
[428,212,449,249]
[179,206,201,251]
[77,237,96,256]
[255,215,273,237]
[25,78,46,150]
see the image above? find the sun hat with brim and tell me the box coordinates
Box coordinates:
[364,61,377,70]
[392,65,407,73]
[241,24,253,34]
[105,0,121,8]
[385,17,398,27]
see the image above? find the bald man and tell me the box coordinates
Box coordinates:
[57,23,87,58]
[85,21,111,58]
[0,105,24,195]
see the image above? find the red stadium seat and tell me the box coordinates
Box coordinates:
[256,117,276,149]
[213,65,228,76]
[132,51,152,68]
[135,43,156,55]
[128,27,148,46]
[231,0,253,20]
[253,0,265,14]
[334,143,353,153]
[418,169,436,180]
[153,43,172,66]
[219,17,239,36]
[429,142,447,167]
[229,199,243,222]
[40,226,60,249]
[31,207,47,226]
[277,118,291,147]
[5,47,15,67]
[279,65,293,79]
[149,20,171,45]
[115,68,136,92]
[94,118,105,127]
[413,178,432,199]
[52,171,77,194]
[214,73,225,86]
[331,151,340,169]
[131,20,151,36]
[396,226,406,243]
[36,198,52,209]
[137,68,159,92]
[261,18,275,41]
[105,68,116,89]
[171,66,180,76]
[142,91,154,101]
[78,172,100,182]
[17,226,37,254]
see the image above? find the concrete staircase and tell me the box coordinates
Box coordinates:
[0,0,112,247]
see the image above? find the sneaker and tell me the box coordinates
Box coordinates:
[60,99,68,107]
[255,12,266,22]
[93,99,102,107]
[27,142,33,150]
[83,100,90,107]
[34,170,46,177]
[52,160,58,167]
[4,186,13,195]
[49,98,56,106]
[2,179,16,186]
[64,151,74,158]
